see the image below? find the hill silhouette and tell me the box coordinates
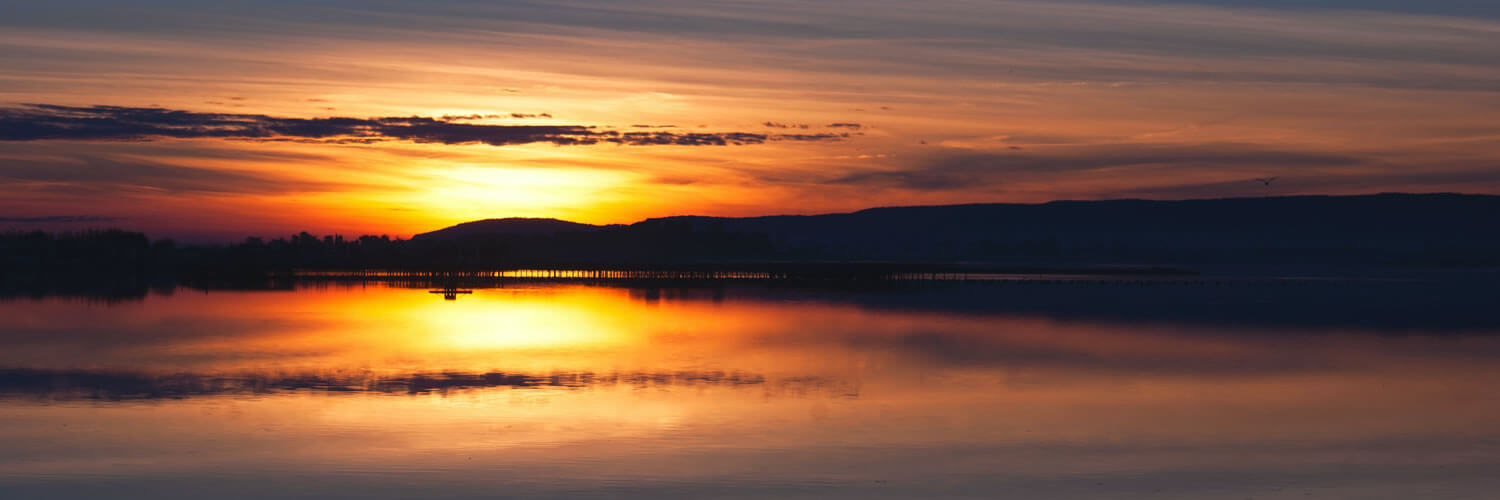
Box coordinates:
[414,218,604,240]
[5,193,1497,297]
[410,193,1499,267]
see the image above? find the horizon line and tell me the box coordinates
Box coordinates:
[2,191,1488,243]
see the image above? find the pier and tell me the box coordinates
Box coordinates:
[296,262,1196,284]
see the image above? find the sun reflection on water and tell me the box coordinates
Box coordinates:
[409,288,631,350]
[3,283,1500,498]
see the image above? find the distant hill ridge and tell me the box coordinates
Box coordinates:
[413,217,605,240]
[420,193,1496,237]
[410,193,1499,265]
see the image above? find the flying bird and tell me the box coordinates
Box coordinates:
[1254,177,1279,186]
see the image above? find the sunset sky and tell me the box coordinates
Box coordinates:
[2,0,1498,240]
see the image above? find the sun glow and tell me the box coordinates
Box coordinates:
[402,162,638,224]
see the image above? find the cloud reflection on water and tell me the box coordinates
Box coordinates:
[0,368,852,402]
[1,283,1499,499]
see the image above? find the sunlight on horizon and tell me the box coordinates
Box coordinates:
[396,164,641,225]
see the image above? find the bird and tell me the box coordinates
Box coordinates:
[1254,177,1279,186]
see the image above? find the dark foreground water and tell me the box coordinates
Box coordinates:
[2,280,1498,499]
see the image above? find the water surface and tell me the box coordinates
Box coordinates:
[2,282,1498,499]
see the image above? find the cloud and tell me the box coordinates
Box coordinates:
[832,145,1366,190]
[1101,163,1500,199]
[0,152,365,195]
[0,105,844,147]
[0,215,122,223]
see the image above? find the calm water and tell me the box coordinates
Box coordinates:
[2,281,1498,499]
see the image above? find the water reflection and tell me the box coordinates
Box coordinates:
[0,369,840,401]
[1,282,1498,499]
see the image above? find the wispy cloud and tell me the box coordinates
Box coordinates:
[831,145,1366,190]
[2,0,1498,236]
[0,215,122,223]
[0,105,846,147]
[0,151,367,195]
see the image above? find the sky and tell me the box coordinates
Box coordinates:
[1,0,1498,240]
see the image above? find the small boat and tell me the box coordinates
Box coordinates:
[427,288,474,300]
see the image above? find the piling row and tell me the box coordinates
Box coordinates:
[296,268,1331,288]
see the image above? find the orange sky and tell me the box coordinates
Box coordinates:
[2,1,1498,240]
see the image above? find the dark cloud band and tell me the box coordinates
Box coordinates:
[833,145,1367,190]
[0,215,123,223]
[0,105,846,147]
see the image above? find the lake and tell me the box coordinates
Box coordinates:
[2,280,1498,499]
